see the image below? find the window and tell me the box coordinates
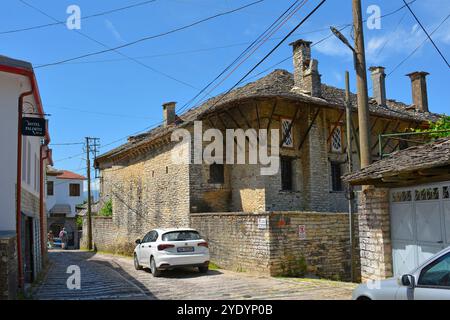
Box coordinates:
[330,161,343,192]
[27,141,31,185]
[162,230,201,241]
[47,181,54,196]
[330,125,343,153]
[69,183,80,197]
[281,118,293,148]
[281,156,293,191]
[209,163,224,184]
[418,253,450,288]
[22,137,27,182]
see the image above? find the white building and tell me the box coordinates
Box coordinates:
[0,55,51,299]
[46,168,86,249]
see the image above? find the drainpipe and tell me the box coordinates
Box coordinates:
[16,89,33,288]
[39,145,49,259]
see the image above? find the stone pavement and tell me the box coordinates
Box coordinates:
[33,250,357,300]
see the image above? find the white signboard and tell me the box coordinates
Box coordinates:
[258,218,267,229]
[298,225,306,240]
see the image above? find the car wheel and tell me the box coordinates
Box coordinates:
[150,257,161,277]
[134,254,142,270]
[198,266,209,274]
[356,296,371,300]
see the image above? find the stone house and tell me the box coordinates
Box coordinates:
[0,55,51,299]
[92,39,441,279]
[46,167,86,249]
[344,137,450,282]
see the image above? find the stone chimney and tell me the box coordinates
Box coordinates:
[406,71,429,112]
[289,39,321,97]
[369,66,387,106]
[162,101,176,126]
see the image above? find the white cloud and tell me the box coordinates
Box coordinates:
[104,19,125,43]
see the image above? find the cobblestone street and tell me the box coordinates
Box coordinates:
[33,250,357,300]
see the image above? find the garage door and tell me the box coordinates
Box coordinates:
[390,182,450,276]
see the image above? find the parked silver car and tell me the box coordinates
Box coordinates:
[353,246,450,300]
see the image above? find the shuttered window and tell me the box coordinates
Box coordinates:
[281,156,293,191]
[209,163,224,184]
[47,181,54,196]
[69,183,80,197]
[330,161,343,191]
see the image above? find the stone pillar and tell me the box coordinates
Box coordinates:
[289,39,321,97]
[358,186,393,282]
[162,101,176,126]
[406,71,429,112]
[369,66,386,106]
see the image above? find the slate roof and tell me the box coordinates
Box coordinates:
[97,69,441,163]
[343,137,450,185]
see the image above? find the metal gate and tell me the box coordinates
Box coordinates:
[390,182,450,276]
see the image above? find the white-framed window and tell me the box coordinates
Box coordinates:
[281,118,294,148]
[330,125,343,153]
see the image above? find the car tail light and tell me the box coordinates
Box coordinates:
[198,242,208,248]
[157,244,175,251]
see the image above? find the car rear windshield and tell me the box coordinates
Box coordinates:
[162,231,201,241]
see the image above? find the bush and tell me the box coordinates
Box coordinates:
[99,199,112,217]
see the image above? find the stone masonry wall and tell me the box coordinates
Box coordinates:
[358,187,393,282]
[0,232,17,300]
[191,211,360,280]
[99,140,190,249]
[191,213,271,273]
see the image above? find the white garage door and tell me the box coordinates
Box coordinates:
[390,182,450,276]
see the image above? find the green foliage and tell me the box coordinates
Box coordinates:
[76,215,83,229]
[99,199,113,217]
[416,115,450,138]
[280,255,308,277]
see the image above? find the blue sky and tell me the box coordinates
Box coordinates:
[1,0,449,177]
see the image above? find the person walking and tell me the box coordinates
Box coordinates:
[59,227,68,250]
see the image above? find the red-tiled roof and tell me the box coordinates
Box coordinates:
[56,170,86,180]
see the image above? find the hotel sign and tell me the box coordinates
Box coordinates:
[22,117,46,137]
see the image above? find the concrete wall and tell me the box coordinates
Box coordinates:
[191,211,360,280]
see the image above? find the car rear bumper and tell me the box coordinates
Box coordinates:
[155,253,210,269]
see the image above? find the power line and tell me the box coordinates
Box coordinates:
[2,0,157,35]
[50,142,84,146]
[402,0,450,68]
[18,0,201,90]
[46,105,153,120]
[177,0,307,114]
[34,0,265,69]
[388,12,450,77]
[183,0,310,113]
[202,0,327,113]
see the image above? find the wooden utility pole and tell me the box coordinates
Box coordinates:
[345,71,356,282]
[352,0,371,168]
[86,137,93,250]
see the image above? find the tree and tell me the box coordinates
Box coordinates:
[416,115,450,138]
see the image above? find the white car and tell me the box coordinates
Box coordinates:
[133,228,210,277]
[353,246,450,300]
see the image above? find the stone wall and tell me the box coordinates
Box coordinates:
[80,216,135,255]
[190,212,271,273]
[191,211,360,280]
[99,140,190,245]
[357,187,393,282]
[0,232,17,300]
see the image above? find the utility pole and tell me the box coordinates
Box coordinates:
[345,71,355,282]
[85,137,93,250]
[352,0,371,168]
